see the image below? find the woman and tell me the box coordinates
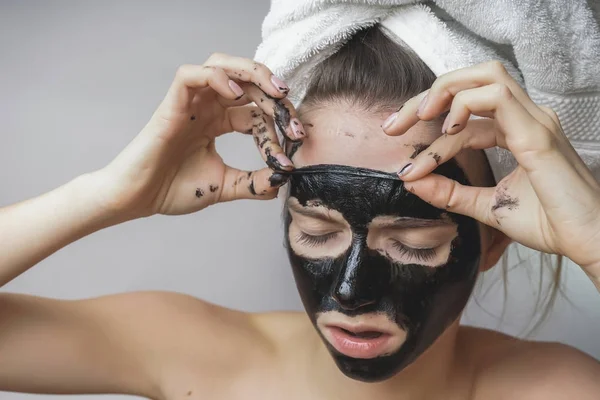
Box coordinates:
[1,26,599,399]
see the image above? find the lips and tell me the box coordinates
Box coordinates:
[339,327,383,339]
[316,311,407,359]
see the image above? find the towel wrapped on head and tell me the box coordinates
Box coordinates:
[255,0,600,183]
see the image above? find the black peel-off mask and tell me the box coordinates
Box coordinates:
[283,163,481,382]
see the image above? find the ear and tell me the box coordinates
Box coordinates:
[480,227,512,272]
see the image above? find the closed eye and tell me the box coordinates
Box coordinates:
[390,239,437,263]
[296,231,339,247]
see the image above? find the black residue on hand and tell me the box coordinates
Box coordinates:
[269,172,289,187]
[248,179,257,196]
[265,147,284,170]
[491,187,519,212]
[195,188,204,198]
[209,184,219,193]
[410,143,429,159]
[264,93,291,137]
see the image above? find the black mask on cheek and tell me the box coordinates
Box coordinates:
[283,163,481,382]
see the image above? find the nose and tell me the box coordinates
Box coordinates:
[333,281,377,310]
[332,237,378,310]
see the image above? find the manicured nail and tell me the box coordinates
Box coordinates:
[397,163,413,177]
[271,75,289,93]
[382,112,398,130]
[275,153,293,168]
[290,118,306,138]
[228,80,244,97]
[417,94,429,117]
[442,115,450,134]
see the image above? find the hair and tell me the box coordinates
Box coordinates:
[296,24,563,333]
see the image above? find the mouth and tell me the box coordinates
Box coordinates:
[321,322,405,359]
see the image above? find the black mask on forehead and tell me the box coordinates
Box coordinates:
[283,162,481,382]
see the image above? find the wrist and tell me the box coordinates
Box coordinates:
[71,171,136,229]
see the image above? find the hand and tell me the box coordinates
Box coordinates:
[382,61,600,279]
[93,53,305,219]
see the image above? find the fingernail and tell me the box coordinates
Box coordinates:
[275,153,293,168]
[228,80,244,97]
[290,118,306,138]
[397,163,413,177]
[269,172,289,187]
[417,94,429,117]
[442,115,450,134]
[271,75,289,93]
[382,112,398,130]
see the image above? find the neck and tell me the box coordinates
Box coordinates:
[311,322,465,400]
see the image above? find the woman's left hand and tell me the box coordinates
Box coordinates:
[382,61,600,286]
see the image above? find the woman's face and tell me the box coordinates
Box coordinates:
[284,104,486,382]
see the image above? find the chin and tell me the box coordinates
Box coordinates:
[314,327,418,382]
[328,345,417,382]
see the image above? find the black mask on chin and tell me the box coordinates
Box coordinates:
[283,163,481,382]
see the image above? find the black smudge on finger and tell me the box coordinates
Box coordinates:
[287,140,303,160]
[263,93,291,136]
[269,172,289,187]
[265,147,282,170]
[195,188,204,198]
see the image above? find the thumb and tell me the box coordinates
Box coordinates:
[219,166,288,203]
[406,174,498,228]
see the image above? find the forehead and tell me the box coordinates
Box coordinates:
[287,168,449,227]
[292,105,441,171]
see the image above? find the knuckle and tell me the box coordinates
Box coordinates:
[491,83,513,101]
[453,90,468,105]
[206,52,226,64]
[253,61,272,76]
[539,105,561,124]
[445,179,460,209]
[175,64,193,77]
[486,60,508,76]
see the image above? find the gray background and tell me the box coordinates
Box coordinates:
[0,1,598,399]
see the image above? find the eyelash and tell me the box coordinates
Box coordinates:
[296,233,436,262]
[296,231,339,247]
[390,240,437,262]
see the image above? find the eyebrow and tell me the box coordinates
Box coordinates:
[288,203,335,222]
[373,217,455,229]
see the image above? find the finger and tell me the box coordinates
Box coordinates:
[160,64,246,117]
[204,52,290,98]
[383,61,554,136]
[219,167,289,202]
[241,83,306,141]
[382,90,430,136]
[405,174,499,229]
[216,93,253,108]
[224,105,294,171]
[398,119,501,181]
[403,84,594,220]
[398,83,553,176]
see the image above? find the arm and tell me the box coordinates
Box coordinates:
[0,291,266,397]
[0,54,299,396]
[0,173,120,287]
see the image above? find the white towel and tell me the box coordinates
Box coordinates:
[255,0,600,182]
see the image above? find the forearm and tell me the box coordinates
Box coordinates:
[0,172,125,287]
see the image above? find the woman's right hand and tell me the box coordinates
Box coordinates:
[94,53,305,220]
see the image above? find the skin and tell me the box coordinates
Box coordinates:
[0,55,599,399]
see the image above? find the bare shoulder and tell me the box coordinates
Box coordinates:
[461,326,600,400]
[84,291,287,396]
